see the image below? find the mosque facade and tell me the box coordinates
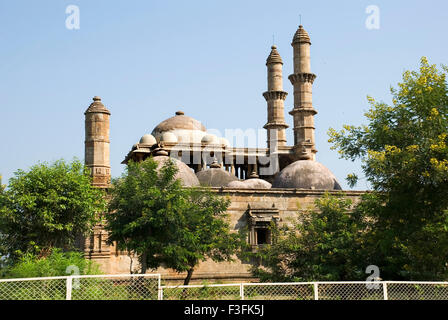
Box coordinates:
[82,25,364,282]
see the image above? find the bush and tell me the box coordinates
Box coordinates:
[1,248,101,279]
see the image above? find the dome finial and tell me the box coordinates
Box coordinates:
[153,145,169,157]
[93,96,101,101]
[210,158,221,169]
[248,171,259,179]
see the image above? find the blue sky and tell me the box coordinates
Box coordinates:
[1,0,447,190]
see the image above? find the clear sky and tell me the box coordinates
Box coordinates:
[1,0,447,190]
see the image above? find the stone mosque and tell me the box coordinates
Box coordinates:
[82,25,363,282]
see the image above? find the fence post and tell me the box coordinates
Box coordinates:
[158,287,163,300]
[383,282,388,300]
[66,276,73,300]
[240,283,244,300]
[158,275,163,300]
[313,283,319,300]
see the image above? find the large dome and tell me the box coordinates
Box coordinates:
[151,111,206,143]
[152,155,200,187]
[196,168,238,187]
[272,160,342,190]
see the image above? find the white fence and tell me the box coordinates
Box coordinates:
[2,274,448,300]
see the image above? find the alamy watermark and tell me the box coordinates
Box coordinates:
[66,264,81,289]
[65,5,80,30]
[365,5,380,30]
[365,265,381,289]
[165,127,281,176]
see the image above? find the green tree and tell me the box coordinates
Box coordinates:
[0,159,106,261]
[106,157,244,285]
[0,175,5,193]
[250,194,364,282]
[328,57,448,280]
[0,175,6,268]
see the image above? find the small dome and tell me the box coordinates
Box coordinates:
[152,156,199,187]
[201,134,219,145]
[220,137,230,147]
[196,168,238,187]
[139,134,157,145]
[173,129,206,144]
[227,179,272,189]
[272,160,342,190]
[159,132,178,143]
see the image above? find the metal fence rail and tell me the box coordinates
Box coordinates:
[2,275,448,300]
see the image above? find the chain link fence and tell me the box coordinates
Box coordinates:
[2,275,448,300]
[0,274,161,300]
[242,283,315,300]
[316,282,386,300]
[161,281,448,300]
[386,282,448,300]
[162,283,242,300]
[0,277,67,300]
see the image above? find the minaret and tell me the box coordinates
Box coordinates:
[84,96,111,188]
[263,45,288,150]
[288,25,317,160]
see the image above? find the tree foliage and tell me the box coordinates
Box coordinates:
[106,157,244,285]
[250,194,365,282]
[0,175,5,193]
[328,57,448,280]
[0,159,106,261]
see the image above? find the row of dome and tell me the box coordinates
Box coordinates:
[136,111,230,147]
[139,132,230,147]
[152,155,342,190]
[134,111,342,190]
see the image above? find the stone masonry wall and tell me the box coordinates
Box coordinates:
[87,188,364,284]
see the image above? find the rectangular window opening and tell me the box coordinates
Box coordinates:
[256,228,269,245]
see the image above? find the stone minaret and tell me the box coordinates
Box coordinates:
[288,25,317,160]
[84,96,111,188]
[263,45,288,150]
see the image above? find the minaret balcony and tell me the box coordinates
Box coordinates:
[288,73,317,85]
[289,106,317,116]
[262,90,288,101]
[263,122,289,130]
